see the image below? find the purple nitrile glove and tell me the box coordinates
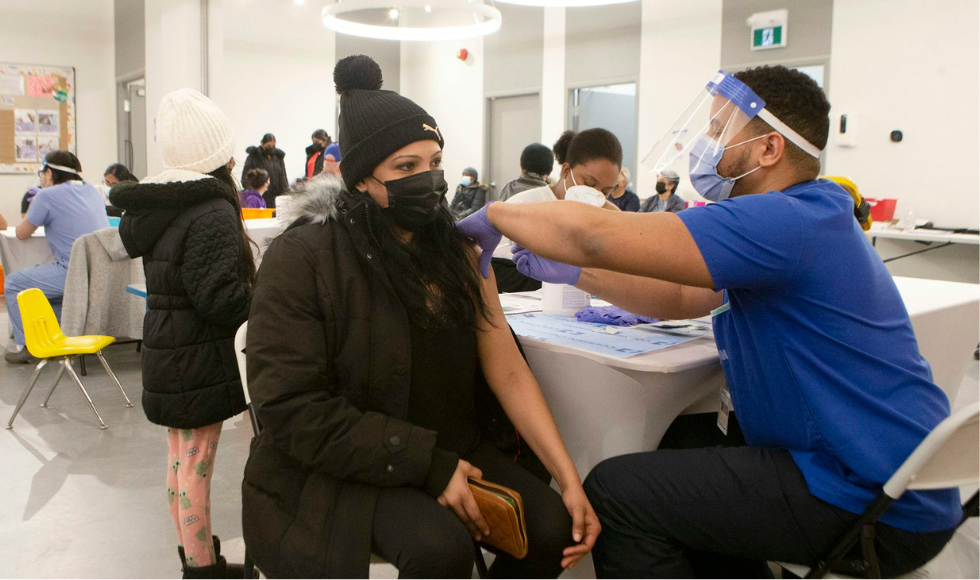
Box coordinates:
[512,244,581,285]
[455,203,501,278]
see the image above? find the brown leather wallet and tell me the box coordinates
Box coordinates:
[468,477,529,559]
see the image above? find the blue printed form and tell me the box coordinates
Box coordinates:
[506,313,704,358]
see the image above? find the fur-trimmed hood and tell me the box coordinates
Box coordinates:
[246,145,285,159]
[283,171,345,226]
[110,170,234,258]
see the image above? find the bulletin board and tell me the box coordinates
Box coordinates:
[0,63,76,174]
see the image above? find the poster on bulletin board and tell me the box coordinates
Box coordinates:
[0,63,75,174]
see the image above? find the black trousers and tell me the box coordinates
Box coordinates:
[371,442,572,579]
[583,414,955,579]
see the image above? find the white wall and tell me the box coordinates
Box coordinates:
[635,0,722,199]
[0,0,117,221]
[142,0,336,181]
[399,20,485,200]
[218,0,336,182]
[825,0,980,231]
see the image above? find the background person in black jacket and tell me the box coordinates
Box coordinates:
[449,166,487,219]
[242,133,288,208]
[242,55,600,579]
[304,128,332,178]
[110,88,254,580]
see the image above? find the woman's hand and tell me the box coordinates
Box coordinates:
[560,485,601,570]
[437,459,492,541]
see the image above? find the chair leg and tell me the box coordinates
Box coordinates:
[96,350,133,408]
[6,358,49,429]
[243,548,255,580]
[40,358,67,407]
[79,354,87,376]
[63,357,108,429]
[473,542,488,579]
[247,403,260,438]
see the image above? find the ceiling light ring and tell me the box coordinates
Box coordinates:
[494,0,638,6]
[322,0,502,41]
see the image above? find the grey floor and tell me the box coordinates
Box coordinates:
[0,302,976,578]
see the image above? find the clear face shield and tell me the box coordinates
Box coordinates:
[642,70,821,202]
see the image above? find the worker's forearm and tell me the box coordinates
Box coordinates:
[487,201,601,267]
[487,201,715,288]
[576,269,719,320]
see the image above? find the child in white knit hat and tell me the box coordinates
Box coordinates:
[109,88,254,579]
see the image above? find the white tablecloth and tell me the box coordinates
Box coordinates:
[507,276,980,481]
[1,219,283,277]
[0,227,53,275]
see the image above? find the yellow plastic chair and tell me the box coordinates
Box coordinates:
[6,288,133,430]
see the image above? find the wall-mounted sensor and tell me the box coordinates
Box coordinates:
[835,112,858,147]
[890,130,903,143]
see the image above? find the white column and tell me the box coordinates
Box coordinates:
[144,0,204,176]
[635,0,722,200]
[540,6,566,152]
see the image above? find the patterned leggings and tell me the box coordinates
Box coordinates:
[166,423,222,568]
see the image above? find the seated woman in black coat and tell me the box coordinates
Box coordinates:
[242,55,600,579]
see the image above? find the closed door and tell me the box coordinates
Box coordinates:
[121,79,147,179]
[569,83,637,189]
[487,94,541,201]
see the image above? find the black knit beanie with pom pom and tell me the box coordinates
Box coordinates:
[335,54,445,193]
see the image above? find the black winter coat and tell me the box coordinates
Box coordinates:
[110,174,252,429]
[304,143,325,178]
[449,182,488,219]
[242,146,288,207]
[242,173,540,578]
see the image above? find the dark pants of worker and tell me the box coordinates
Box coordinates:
[371,442,572,579]
[584,413,955,578]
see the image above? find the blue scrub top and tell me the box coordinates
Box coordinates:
[678,179,960,533]
[26,181,109,265]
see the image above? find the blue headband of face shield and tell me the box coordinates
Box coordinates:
[707,70,823,158]
[40,160,80,175]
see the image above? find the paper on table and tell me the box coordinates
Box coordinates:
[507,313,700,358]
[499,293,542,315]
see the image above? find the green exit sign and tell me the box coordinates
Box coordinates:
[752,25,785,50]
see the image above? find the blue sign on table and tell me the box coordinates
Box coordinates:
[507,313,702,358]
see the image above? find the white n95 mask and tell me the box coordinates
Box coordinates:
[563,170,606,207]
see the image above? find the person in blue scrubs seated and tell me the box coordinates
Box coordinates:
[5,151,109,364]
[456,65,960,578]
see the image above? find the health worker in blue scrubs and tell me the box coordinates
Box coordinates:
[455,65,960,578]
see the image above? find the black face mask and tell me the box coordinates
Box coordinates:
[655,182,667,194]
[376,170,448,232]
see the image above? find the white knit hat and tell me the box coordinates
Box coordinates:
[156,88,235,174]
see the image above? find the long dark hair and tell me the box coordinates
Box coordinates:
[207,164,258,285]
[364,198,490,331]
[104,163,138,183]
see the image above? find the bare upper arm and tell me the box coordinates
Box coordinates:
[468,245,534,391]
[15,219,38,240]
